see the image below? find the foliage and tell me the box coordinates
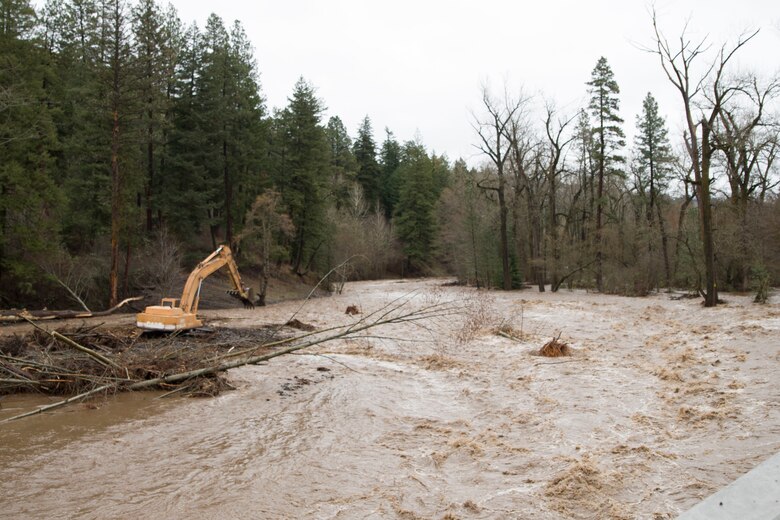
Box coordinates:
[238,191,294,305]
[1,1,779,310]
[0,0,63,301]
[353,116,381,212]
[272,77,329,274]
[394,141,444,273]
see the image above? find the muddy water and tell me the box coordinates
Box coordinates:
[1,280,779,519]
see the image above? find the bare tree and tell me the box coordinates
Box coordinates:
[472,85,526,290]
[505,110,545,291]
[712,76,780,289]
[543,105,577,291]
[239,191,294,306]
[651,13,759,306]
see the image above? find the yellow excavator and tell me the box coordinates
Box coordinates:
[136,245,255,331]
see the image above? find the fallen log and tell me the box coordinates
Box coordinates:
[19,315,122,370]
[0,384,116,422]
[0,296,461,424]
[0,297,143,323]
[0,332,352,423]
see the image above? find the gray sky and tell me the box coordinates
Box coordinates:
[170,0,779,165]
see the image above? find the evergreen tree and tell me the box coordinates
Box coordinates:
[353,115,381,212]
[273,77,329,274]
[132,0,179,233]
[194,15,266,247]
[379,128,401,219]
[633,92,672,220]
[0,0,63,302]
[325,115,357,209]
[158,22,210,242]
[46,0,111,252]
[394,141,438,272]
[104,0,143,306]
[633,92,673,288]
[436,160,497,287]
[196,14,232,247]
[225,20,267,240]
[587,56,625,291]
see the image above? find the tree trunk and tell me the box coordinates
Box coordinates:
[595,134,605,292]
[656,201,672,290]
[498,179,511,290]
[223,139,233,245]
[673,190,693,283]
[122,242,132,298]
[548,172,559,291]
[145,118,154,233]
[699,122,718,307]
[109,108,120,308]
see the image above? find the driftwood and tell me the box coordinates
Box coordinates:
[0,297,143,323]
[497,330,524,342]
[0,337,328,423]
[0,295,459,424]
[19,315,122,370]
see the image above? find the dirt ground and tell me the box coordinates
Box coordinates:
[1,279,778,519]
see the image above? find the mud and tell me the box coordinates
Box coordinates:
[1,279,779,518]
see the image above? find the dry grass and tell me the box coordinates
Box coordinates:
[454,291,504,344]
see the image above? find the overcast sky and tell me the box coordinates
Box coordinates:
[169,0,778,166]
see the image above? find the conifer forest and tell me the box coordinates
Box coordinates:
[1,0,778,310]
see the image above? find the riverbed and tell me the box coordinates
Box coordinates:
[2,279,778,518]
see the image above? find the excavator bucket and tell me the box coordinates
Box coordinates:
[227,287,256,309]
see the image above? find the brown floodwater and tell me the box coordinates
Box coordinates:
[1,279,779,519]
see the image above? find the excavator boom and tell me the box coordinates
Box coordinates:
[136,245,254,331]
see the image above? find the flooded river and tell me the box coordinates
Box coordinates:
[2,279,779,518]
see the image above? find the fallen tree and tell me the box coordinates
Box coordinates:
[0,293,459,423]
[0,297,143,323]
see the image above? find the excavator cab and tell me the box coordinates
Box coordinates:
[136,245,254,332]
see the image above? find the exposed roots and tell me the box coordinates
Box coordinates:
[539,336,571,357]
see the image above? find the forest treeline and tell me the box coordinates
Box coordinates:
[1,0,778,309]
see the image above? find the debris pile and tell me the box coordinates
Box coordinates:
[539,336,571,357]
[0,325,281,398]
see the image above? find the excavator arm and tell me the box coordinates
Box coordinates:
[179,245,254,314]
[136,245,255,331]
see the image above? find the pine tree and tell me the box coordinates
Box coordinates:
[197,14,232,247]
[194,16,266,247]
[46,0,111,252]
[634,92,672,220]
[587,56,625,291]
[325,115,357,209]
[273,77,329,274]
[224,20,267,241]
[394,141,438,272]
[103,0,143,306]
[0,0,63,302]
[353,116,381,212]
[633,92,673,288]
[158,22,211,242]
[379,128,401,219]
[132,0,179,233]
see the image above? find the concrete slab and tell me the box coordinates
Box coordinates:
[678,451,780,519]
